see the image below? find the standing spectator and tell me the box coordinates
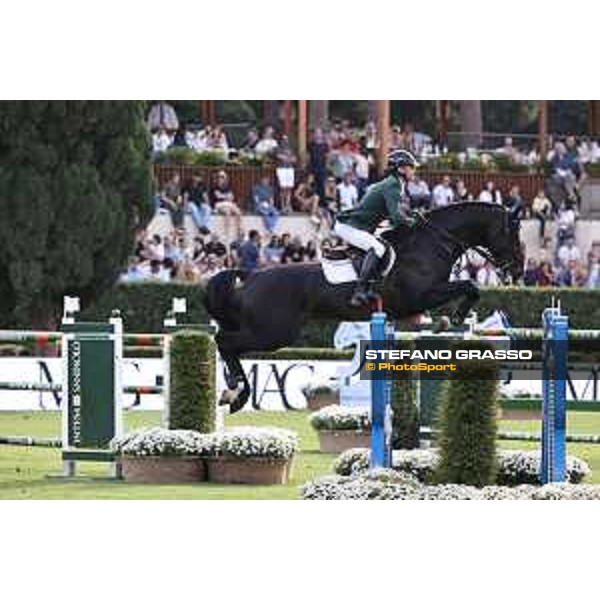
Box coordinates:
[337,171,359,211]
[276,136,295,213]
[432,175,454,208]
[504,185,523,221]
[320,176,339,226]
[308,128,329,196]
[531,189,553,243]
[253,175,279,233]
[353,142,370,198]
[163,174,185,230]
[479,181,502,204]
[210,170,242,239]
[255,126,279,157]
[147,101,179,133]
[293,173,321,224]
[237,230,262,272]
[523,258,541,286]
[389,126,405,150]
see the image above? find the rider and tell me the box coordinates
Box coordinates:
[333,148,419,306]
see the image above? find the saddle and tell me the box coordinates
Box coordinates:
[320,238,396,285]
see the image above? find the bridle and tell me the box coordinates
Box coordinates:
[413,210,517,280]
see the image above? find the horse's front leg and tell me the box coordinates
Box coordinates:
[425,280,480,325]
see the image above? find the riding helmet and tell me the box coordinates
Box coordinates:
[387,149,419,169]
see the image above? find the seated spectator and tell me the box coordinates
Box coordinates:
[479,181,502,204]
[587,257,600,288]
[276,136,296,213]
[253,175,279,233]
[210,170,242,238]
[305,240,318,262]
[206,125,228,151]
[407,176,431,210]
[556,201,576,246]
[175,257,201,283]
[538,261,554,286]
[523,258,541,286]
[496,136,520,163]
[455,179,472,202]
[282,235,306,263]
[293,173,321,224]
[389,126,405,150]
[432,175,454,208]
[263,235,285,264]
[152,126,173,154]
[551,139,581,204]
[337,171,359,211]
[255,126,279,157]
[531,189,553,244]
[320,176,340,226]
[237,230,262,272]
[147,101,179,133]
[557,237,581,267]
[504,185,523,221]
[120,257,146,282]
[204,233,228,260]
[184,175,213,232]
[172,124,188,148]
[476,261,500,286]
[241,127,260,153]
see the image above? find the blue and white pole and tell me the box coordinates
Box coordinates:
[370,312,393,469]
[541,306,568,483]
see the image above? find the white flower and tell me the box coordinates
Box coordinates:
[310,406,371,432]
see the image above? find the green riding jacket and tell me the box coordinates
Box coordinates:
[336,174,411,232]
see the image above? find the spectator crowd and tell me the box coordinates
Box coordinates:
[123,101,600,288]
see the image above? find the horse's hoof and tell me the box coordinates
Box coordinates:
[219,389,236,405]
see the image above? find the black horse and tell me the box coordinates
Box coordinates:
[205,202,524,412]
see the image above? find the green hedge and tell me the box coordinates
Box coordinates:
[435,341,501,487]
[81,283,600,345]
[168,330,216,433]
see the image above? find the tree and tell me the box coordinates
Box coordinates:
[0,101,152,328]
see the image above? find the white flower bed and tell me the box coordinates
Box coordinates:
[301,377,339,396]
[202,427,298,460]
[301,471,600,500]
[333,448,591,485]
[110,428,209,457]
[310,406,371,432]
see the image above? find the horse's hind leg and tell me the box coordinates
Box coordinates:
[215,331,252,413]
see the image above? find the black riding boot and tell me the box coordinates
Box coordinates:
[350,249,381,307]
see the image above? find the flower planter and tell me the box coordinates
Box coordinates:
[305,391,339,411]
[121,456,206,484]
[206,456,293,485]
[318,430,371,454]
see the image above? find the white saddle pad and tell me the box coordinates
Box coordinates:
[321,258,358,284]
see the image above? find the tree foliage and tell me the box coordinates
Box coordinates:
[0,101,152,327]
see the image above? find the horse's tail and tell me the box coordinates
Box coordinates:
[204,269,246,329]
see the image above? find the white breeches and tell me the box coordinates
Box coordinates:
[333,222,386,258]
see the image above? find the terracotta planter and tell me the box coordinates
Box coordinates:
[206,456,293,485]
[305,391,339,411]
[121,456,206,484]
[318,429,371,454]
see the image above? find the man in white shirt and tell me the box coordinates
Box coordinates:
[152,127,172,153]
[479,181,502,204]
[337,171,359,211]
[432,175,454,207]
[557,238,581,267]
